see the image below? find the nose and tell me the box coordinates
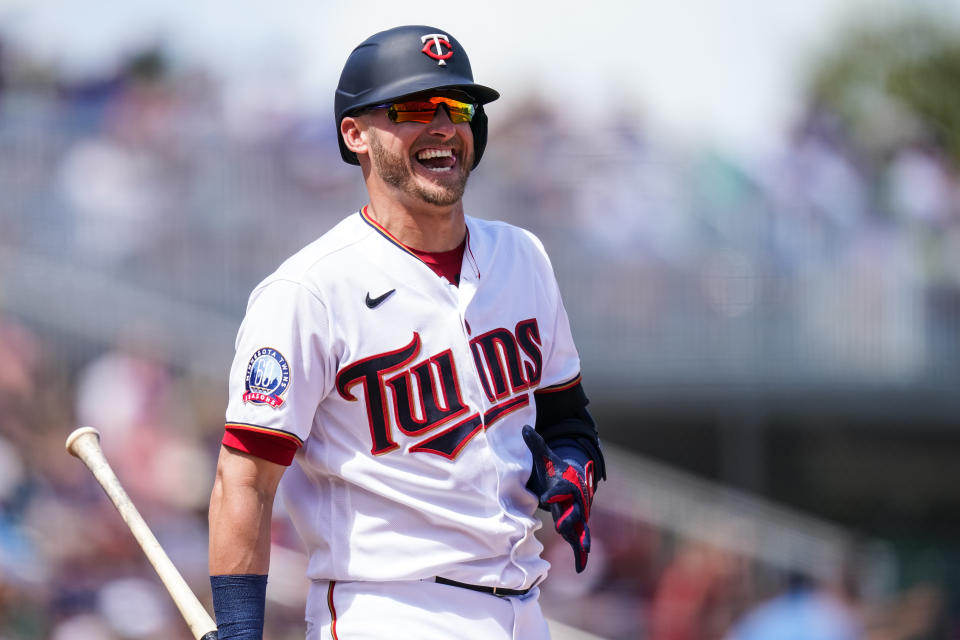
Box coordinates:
[428,105,457,139]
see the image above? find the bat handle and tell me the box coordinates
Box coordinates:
[200,632,219,640]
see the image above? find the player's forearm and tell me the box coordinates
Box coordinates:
[208,482,273,574]
[208,446,284,574]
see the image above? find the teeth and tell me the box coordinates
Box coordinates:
[417,149,453,160]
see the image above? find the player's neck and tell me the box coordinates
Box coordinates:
[365,197,466,252]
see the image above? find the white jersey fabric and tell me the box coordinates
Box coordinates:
[305,580,549,640]
[225,208,582,591]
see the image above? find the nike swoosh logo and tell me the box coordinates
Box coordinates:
[365,289,396,309]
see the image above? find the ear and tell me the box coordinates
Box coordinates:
[341,116,369,156]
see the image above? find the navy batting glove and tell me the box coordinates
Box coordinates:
[522,425,595,573]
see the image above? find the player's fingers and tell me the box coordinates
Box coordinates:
[575,551,588,573]
[574,521,590,561]
[543,480,584,513]
[521,425,549,464]
[543,484,575,505]
[521,426,547,478]
[560,520,590,573]
[551,500,583,534]
[521,424,543,448]
[574,524,591,573]
[544,464,589,499]
[546,493,574,527]
[552,502,573,533]
[521,425,565,468]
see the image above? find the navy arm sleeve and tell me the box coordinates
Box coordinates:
[533,381,606,481]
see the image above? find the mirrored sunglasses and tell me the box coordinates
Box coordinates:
[374,96,477,124]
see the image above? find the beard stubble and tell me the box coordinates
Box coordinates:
[368,130,471,207]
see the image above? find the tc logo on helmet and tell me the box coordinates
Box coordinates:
[421,34,453,66]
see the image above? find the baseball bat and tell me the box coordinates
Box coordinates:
[66,426,218,640]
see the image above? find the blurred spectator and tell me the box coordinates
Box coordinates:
[885,144,956,228]
[53,81,177,267]
[761,108,871,269]
[648,539,750,640]
[722,573,862,640]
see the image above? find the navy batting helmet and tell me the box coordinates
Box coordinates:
[335,26,499,168]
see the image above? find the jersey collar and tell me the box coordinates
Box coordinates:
[359,206,480,280]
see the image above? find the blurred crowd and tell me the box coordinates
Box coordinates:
[0,24,959,640]
[0,33,958,388]
[0,324,952,639]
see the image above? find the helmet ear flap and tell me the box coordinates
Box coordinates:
[470,105,488,169]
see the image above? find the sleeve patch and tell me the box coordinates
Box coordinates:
[243,348,291,408]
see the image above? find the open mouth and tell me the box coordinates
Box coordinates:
[415,148,457,172]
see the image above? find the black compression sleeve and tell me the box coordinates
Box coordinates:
[534,381,606,481]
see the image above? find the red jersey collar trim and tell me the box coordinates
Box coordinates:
[360,206,420,259]
[359,206,480,279]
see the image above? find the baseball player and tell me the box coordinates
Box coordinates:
[208,25,605,640]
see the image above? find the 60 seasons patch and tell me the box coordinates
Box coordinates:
[243,348,290,408]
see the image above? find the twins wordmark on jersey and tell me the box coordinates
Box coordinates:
[333,317,543,459]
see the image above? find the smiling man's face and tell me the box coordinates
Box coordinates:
[362,95,475,207]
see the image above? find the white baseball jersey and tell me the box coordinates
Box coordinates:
[225,207,582,591]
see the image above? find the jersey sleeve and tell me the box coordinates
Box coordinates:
[224,278,334,461]
[525,230,582,391]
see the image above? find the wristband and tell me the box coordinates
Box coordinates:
[210,574,267,640]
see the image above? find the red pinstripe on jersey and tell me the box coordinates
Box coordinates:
[327,581,339,640]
